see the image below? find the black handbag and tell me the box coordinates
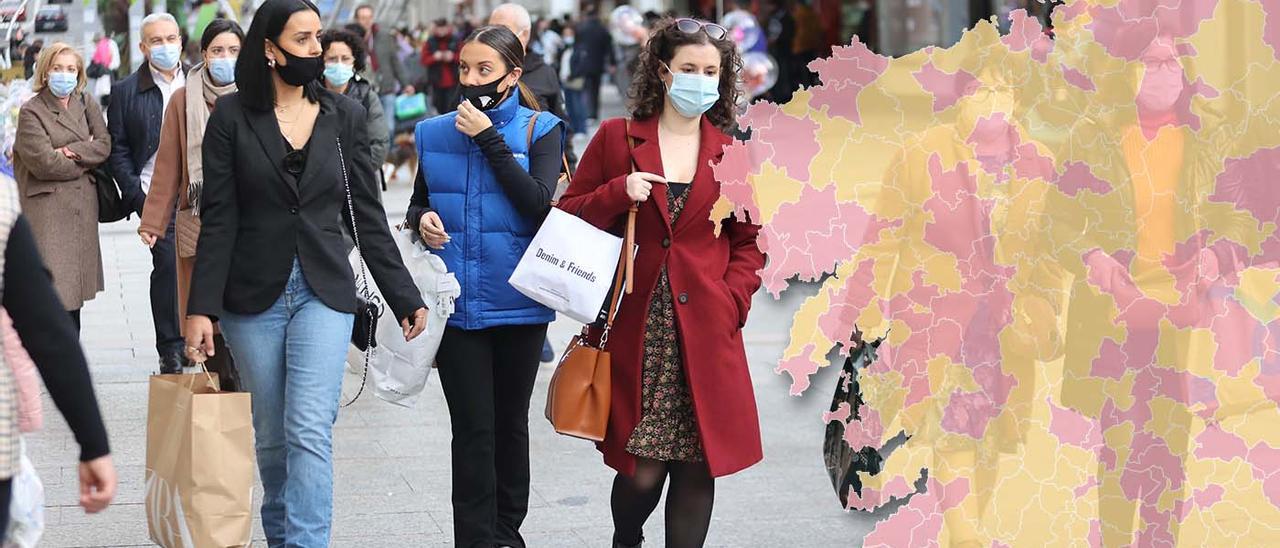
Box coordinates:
[83,103,129,223]
[336,136,382,407]
[336,136,383,352]
[823,327,885,510]
[92,165,130,222]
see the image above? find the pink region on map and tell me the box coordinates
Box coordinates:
[823,402,852,424]
[940,389,999,439]
[740,102,822,181]
[1088,519,1103,548]
[1193,426,1249,461]
[1119,432,1185,500]
[776,344,819,395]
[713,138,765,224]
[847,475,918,512]
[819,259,883,352]
[1062,66,1097,91]
[912,63,978,113]
[1048,399,1103,451]
[863,478,968,548]
[757,186,891,297]
[1056,161,1112,195]
[1259,0,1280,60]
[842,404,885,451]
[1088,0,1218,61]
[1002,9,1052,62]
[808,39,890,124]
[1074,476,1100,498]
[1211,145,1280,227]
[1193,485,1225,508]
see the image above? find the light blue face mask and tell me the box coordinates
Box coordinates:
[149,43,181,71]
[323,63,354,88]
[664,63,720,118]
[207,57,236,85]
[47,71,77,98]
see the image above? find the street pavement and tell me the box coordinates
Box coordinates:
[27,86,882,546]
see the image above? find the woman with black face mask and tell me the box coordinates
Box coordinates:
[405,25,567,548]
[184,0,428,545]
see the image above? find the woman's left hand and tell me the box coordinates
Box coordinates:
[455,100,492,137]
[401,307,428,341]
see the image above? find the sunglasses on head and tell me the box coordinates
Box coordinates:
[675,18,728,41]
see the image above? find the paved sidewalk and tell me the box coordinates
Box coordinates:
[27,87,880,547]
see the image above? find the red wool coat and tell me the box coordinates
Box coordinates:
[557,116,766,478]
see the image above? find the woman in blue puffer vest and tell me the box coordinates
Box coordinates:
[405,25,566,547]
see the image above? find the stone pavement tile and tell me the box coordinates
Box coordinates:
[333,459,415,497]
[328,511,440,539]
[40,503,153,547]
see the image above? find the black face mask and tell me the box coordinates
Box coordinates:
[460,74,511,110]
[271,41,323,87]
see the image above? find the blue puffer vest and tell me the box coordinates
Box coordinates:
[415,94,563,330]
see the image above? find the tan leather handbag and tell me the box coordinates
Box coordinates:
[544,120,638,442]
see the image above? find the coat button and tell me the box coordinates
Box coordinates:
[678,292,688,304]
[289,207,298,214]
[661,237,671,248]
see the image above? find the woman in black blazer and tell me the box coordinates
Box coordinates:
[182,1,427,545]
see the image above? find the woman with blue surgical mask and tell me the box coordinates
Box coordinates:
[138,19,245,391]
[12,42,112,332]
[558,17,765,548]
[320,28,388,196]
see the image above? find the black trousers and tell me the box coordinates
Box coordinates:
[435,323,548,548]
[583,73,603,120]
[149,217,182,357]
[0,477,12,534]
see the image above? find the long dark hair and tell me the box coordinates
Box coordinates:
[462,25,542,111]
[237,0,322,111]
[629,18,742,132]
[200,18,244,51]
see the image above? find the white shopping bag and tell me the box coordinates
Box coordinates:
[509,208,626,325]
[346,224,459,407]
[5,439,43,548]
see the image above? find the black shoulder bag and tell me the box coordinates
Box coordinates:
[337,135,384,405]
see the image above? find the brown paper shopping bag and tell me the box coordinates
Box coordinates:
[145,372,255,548]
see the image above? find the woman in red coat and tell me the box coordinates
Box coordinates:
[557,17,765,548]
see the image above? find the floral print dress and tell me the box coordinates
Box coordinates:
[625,182,706,463]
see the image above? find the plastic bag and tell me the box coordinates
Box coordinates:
[5,438,43,548]
[346,224,459,407]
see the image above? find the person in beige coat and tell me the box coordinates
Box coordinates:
[139,19,243,390]
[12,42,111,331]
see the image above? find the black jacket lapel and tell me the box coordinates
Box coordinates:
[298,95,338,192]
[243,105,297,198]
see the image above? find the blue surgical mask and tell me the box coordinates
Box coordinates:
[207,57,236,85]
[47,71,77,98]
[149,43,181,71]
[323,62,354,87]
[664,63,719,118]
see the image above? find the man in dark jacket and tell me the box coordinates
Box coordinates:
[107,13,189,374]
[572,4,614,121]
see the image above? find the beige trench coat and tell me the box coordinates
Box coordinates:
[12,90,111,310]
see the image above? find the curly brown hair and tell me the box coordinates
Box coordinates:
[628,18,742,132]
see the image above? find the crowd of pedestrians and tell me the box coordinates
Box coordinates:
[2,0,767,546]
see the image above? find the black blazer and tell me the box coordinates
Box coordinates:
[189,90,423,322]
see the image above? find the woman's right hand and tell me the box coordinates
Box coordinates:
[626,172,665,202]
[184,315,216,363]
[418,211,449,249]
[138,229,158,248]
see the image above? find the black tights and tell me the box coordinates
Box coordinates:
[68,309,80,334]
[611,457,715,548]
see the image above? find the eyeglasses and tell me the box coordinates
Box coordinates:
[284,149,305,175]
[675,18,728,41]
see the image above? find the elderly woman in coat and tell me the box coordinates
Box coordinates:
[12,42,111,331]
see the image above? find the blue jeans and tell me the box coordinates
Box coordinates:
[563,87,587,136]
[219,259,354,548]
[380,93,397,142]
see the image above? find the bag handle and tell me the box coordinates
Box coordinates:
[337,136,380,407]
[527,111,574,187]
[596,120,639,348]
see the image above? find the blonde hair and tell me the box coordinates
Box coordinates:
[32,42,86,95]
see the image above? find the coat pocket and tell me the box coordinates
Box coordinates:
[20,180,56,198]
